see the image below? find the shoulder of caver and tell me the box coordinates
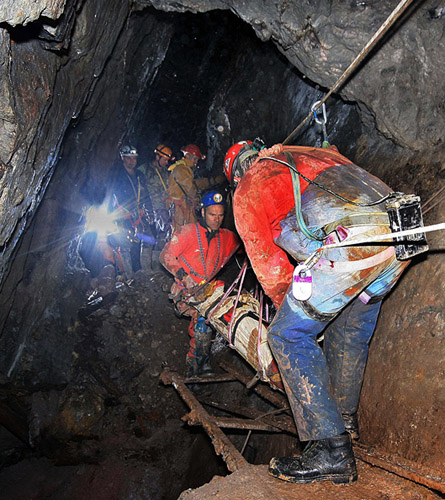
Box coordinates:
[161,224,196,260]
[170,161,193,181]
[168,158,188,172]
[174,222,198,242]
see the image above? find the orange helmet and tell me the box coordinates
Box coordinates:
[181,144,204,159]
[154,144,174,159]
[223,140,252,182]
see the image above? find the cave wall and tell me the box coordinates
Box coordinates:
[0,5,175,386]
[0,0,443,472]
[146,0,445,152]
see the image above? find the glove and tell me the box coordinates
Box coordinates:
[136,233,157,245]
[182,275,197,290]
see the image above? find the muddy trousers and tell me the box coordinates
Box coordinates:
[268,293,381,442]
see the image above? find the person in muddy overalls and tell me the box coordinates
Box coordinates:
[160,190,239,377]
[223,141,410,485]
[166,144,225,233]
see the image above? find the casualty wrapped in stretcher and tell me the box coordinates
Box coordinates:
[187,283,284,391]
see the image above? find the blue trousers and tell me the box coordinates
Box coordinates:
[268,291,382,441]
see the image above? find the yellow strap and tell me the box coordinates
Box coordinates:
[156,167,168,192]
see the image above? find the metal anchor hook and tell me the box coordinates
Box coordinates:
[311,100,330,147]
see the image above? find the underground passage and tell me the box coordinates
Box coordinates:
[0,1,444,499]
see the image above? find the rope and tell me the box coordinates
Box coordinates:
[423,184,445,215]
[205,258,248,325]
[283,0,415,145]
[227,263,248,346]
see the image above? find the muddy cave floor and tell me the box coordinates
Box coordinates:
[0,260,442,499]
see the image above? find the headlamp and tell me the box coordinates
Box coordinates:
[84,204,117,237]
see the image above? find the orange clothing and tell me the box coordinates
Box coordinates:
[160,221,240,285]
[161,220,240,359]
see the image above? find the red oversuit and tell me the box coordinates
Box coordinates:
[160,221,239,357]
[233,145,347,308]
[233,144,409,443]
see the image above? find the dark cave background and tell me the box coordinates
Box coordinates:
[0,2,443,498]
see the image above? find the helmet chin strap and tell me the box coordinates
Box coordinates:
[238,148,257,165]
[232,148,258,187]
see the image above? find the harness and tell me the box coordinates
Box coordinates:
[179,223,221,281]
[284,151,325,242]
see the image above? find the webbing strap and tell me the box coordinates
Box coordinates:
[284,152,324,241]
[322,212,389,236]
[298,300,337,322]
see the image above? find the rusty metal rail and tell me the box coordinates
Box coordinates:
[184,414,280,432]
[354,443,445,495]
[200,398,296,435]
[162,361,443,496]
[160,368,248,472]
[218,360,288,409]
[184,373,237,384]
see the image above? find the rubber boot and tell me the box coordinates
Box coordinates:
[141,244,154,273]
[194,328,215,377]
[342,412,359,440]
[268,432,357,484]
[119,247,134,279]
[185,356,199,378]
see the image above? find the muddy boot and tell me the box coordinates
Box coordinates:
[185,356,199,378]
[119,247,134,279]
[268,432,357,484]
[194,320,215,378]
[141,244,154,273]
[342,412,359,440]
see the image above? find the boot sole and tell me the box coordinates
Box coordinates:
[269,469,358,485]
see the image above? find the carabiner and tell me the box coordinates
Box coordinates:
[311,100,327,126]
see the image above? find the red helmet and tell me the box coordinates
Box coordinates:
[181,144,204,159]
[223,140,252,182]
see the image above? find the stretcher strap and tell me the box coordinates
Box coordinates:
[228,263,248,346]
[256,291,266,379]
[205,258,248,325]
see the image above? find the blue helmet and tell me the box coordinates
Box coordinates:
[200,190,225,208]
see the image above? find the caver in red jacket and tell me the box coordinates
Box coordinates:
[160,221,239,285]
[233,145,351,308]
[160,220,240,359]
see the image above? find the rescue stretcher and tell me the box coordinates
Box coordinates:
[190,283,284,391]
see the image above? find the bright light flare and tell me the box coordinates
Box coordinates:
[84,204,117,237]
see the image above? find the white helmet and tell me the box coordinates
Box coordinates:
[120,145,138,157]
